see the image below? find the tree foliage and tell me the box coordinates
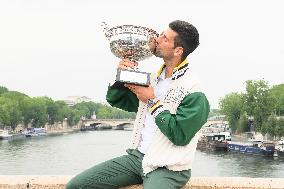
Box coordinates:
[0,86,8,95]
[0,97,22,130]
[208,109,221,118]
[219,92,244,132]
[236,114,249,133]
[219,80,284,136]
[243,80,274,131]
[0,86,136,130]
[269,84,284,116]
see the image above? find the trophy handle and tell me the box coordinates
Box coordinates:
[101,22,111,40]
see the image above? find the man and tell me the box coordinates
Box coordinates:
[67,20,210,189]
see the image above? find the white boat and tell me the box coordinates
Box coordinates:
[23,127,47,137]
[275,139,284,157]
[0,129,12,140]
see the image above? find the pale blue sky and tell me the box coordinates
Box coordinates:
[0,0,283,109]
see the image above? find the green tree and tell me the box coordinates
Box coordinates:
[1,91,28,101]
[243,80,274,132]
[32,98,48,128]
[269,84,284,116]
[36,97,59,125]
[0,91,28,130]
[208,109,221,118]
[82,101,98,118]
[0,86,8,96]
[236,114,248,133]
[55,104,81,126]
[67,109,81,126]
[21,97,48,128]
[262,115,277,137]
[0,97,22,130]
[21,97,34,126]
[74,102,91,118]
[219,92,244,132]
[0,98,9,125]
[0,86,138,130]
[46,101,60,124]
[97,105,111,119]
[276,118,284,137]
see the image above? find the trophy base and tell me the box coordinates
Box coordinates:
[116,69,150,86]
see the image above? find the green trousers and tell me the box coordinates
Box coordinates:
[66,149,191,189]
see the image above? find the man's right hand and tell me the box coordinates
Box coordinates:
[118,59,138,70]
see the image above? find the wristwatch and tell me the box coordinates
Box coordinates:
[147,97,158,108]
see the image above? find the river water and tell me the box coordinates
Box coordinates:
[1,130,284,177]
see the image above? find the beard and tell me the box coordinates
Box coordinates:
[152,48,163,58]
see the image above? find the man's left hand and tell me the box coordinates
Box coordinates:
[125,84,155,103]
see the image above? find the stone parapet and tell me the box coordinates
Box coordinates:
[1,175,284,189]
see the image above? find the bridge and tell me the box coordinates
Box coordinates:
[81,118,226,131]
[81,119,135,130]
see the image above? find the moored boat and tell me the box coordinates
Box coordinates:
[228,140,275,156]
[197,132,230,151]
[0,129,12,140]
[275,139,284,157]
[23,127,47,137]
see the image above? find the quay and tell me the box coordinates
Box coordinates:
[1,175,284,189]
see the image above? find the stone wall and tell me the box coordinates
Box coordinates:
[13,119,82,134]
[1,175,284,189]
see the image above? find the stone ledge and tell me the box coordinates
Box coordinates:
[1,175,284,189]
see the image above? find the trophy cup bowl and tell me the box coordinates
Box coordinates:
[102,22,158,86]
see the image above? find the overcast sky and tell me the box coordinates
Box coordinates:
[0,0,283,109]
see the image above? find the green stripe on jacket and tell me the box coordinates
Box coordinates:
[154,92,210,146]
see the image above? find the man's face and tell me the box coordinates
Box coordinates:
[155,27,178,59]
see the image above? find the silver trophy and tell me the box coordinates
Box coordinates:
[102,22,158,86]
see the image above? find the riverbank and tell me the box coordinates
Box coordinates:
[46,128,80,136]
[3,128,80,141]
[1,175,284,189]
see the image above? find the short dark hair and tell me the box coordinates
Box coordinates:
[169,20,199,61]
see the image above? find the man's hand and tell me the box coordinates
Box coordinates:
[125,84,155,103]
[118,59,138,70]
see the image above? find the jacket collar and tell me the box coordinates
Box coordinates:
[157,59,189,80]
